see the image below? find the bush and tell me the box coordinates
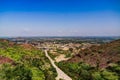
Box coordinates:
[101,70,119,80]
[0,64,32,80]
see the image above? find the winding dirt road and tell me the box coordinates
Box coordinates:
[44,50,72,80]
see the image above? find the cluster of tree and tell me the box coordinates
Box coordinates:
[57,62,120,80]
[0,39,57,80]
[57,39,120,80]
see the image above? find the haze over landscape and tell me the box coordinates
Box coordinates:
[0,1,120,80]
[0,0,120,37]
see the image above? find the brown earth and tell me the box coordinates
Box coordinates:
[0,56,15,65]
[20,43,35,50]
[68,39,120,69]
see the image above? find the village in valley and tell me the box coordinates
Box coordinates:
[9,37,115,62]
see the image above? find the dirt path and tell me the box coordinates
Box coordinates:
[44,50,72,80]
[55,54,70,62]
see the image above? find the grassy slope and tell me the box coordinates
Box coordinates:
[0,39,57,80]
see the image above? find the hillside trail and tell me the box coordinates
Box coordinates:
[55,54,70,62]
[44,50,72,80]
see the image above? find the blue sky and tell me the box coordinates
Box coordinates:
[0,0,120,37]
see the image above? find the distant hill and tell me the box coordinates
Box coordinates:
[68,39,120,68]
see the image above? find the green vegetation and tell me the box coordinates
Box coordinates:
[57,39,120,80]
[65,52,71,58]
[57,62,120,80]
[0,39,57,80]
[48,51,57,60]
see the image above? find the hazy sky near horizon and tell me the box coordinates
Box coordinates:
[0,0,120,37]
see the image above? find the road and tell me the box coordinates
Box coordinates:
[44,50,72,80]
